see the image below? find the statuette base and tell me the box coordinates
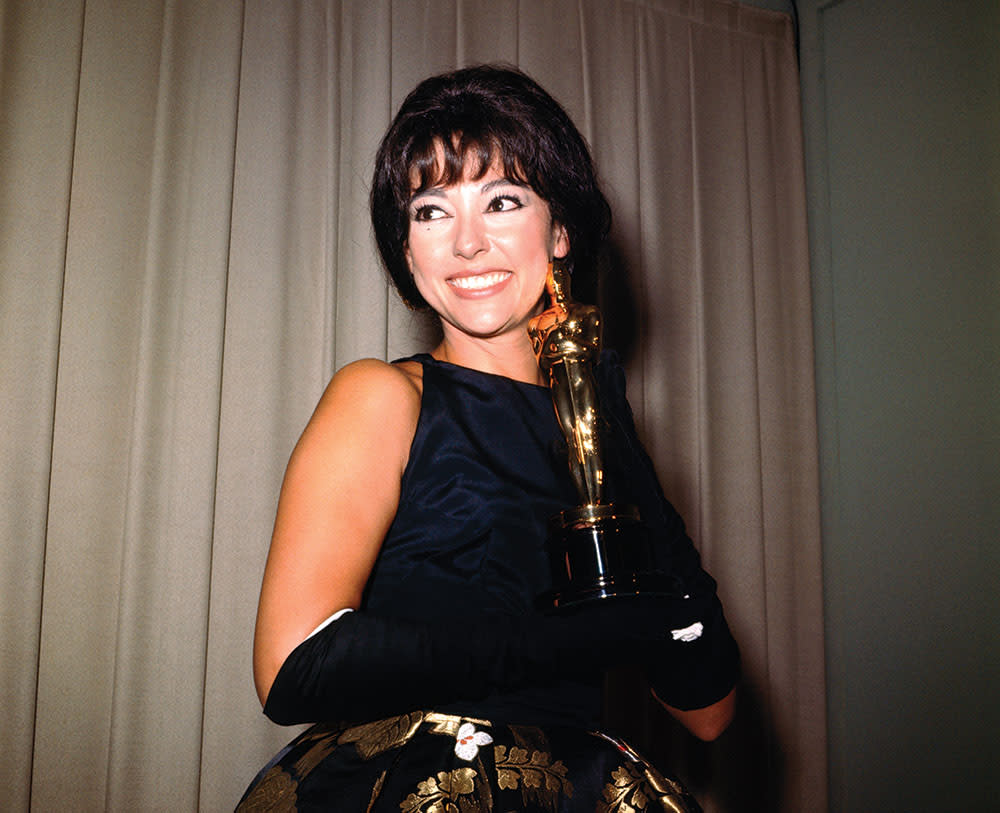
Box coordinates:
[541,504,676,610]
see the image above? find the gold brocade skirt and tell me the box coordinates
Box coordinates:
[237,711,701,812]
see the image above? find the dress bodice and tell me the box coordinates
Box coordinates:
[360,351,704,726]
[363,354,577,621]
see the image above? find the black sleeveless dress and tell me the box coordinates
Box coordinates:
[236,353,703,812]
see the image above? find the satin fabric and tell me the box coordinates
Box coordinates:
[366,353,598,727]
[362,352,710,725]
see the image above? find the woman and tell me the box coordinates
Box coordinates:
[239,65,738,812]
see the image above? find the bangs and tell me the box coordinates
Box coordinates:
[406,131,532,196]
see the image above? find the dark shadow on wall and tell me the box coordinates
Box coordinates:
[595,240,640,365]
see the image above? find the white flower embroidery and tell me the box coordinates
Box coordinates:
[670,621,704,642]
[454,722,493,761]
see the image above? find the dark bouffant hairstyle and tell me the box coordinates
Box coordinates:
[370,64,611,309]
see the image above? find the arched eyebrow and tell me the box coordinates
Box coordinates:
[407,188,446,205]
[481,177,529,193]
[408,176,529,206]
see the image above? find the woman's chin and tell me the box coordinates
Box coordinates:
[440,309,521,341]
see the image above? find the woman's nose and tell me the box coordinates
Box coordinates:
[453,213,488,258]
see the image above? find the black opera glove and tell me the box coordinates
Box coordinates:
[646,574,740,711]
[263,599,701,726]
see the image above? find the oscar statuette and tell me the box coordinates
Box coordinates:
[529,262,672,609]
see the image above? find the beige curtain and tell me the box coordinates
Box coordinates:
[0,0,824,810]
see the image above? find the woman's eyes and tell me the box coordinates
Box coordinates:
[410,192,525,222]
[412,204,446,222]
[485,194,524,213]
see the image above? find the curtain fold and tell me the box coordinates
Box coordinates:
[0,1,824,810]
[1,5,86,811]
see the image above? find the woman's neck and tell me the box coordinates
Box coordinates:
[432,329,545,386]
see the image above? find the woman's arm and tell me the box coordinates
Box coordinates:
[645,584,740,741]
[252,358,421,705]
[261,588,717,726]
[657,686,737,742]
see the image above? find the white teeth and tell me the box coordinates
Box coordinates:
[449,271,510,290]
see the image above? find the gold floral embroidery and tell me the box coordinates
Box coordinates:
[640,763,697,812]
[293,729,340,778]
[598,762,699,813]
[424,712,492,737]
[599,763,648,812]
[339,712,426,759]
[494,745,572,798]
[236,765,298,812]
[400,767,479,813]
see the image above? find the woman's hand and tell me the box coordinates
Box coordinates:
[252,359,421,705]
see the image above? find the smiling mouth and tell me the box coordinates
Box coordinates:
[448,271,512,291]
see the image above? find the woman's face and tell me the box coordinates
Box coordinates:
[405,153,569,343]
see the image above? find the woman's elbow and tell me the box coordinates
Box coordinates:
[687,703,735,742]
[253,661,273,709]
[253,639,285,709]
[658,686,737,742]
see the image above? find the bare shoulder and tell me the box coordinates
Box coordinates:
[320,357,420,414]
[302,357,422,471]
[327,357,422,405]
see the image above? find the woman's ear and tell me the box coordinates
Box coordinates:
[552,222,570,259]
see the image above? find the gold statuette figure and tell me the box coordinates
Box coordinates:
[529,262,671,609]
[529,263,604,507]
